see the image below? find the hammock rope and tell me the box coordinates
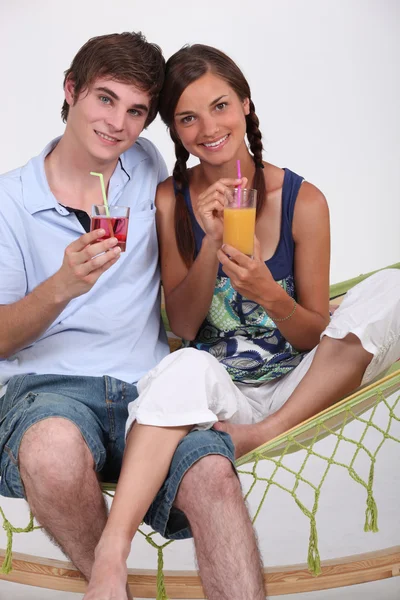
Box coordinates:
[0,264,399,600]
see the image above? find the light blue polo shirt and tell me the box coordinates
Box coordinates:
[0,137,170,390]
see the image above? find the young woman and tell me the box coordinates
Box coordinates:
[84,45,400,600]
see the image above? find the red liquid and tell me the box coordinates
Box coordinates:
[91,217,129,252]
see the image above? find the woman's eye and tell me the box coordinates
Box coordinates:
[215,102,227,111]
[182,115,195,124]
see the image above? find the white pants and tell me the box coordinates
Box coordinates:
[126,269,400,436]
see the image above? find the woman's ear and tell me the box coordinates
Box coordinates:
[243,97,250,116]
[64,75,76,106]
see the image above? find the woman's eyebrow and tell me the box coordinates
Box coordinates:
[175,95,228,117]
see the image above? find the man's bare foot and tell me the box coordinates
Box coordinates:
[84,546,129,600]
[213,419,281,459]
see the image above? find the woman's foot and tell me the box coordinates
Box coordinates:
[84,544,130,600]
[213,417,284,459]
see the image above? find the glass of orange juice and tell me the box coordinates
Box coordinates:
[223,188,257,257]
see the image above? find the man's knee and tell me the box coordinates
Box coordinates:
[19,417,95,491]
[176,454,239,513]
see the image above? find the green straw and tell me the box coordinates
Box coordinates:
[90,172,114,239]
[90,172,110,217]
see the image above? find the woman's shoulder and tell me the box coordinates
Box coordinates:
[156,176,176,210]
[157,175,174,194]
[292,180,329,239]
[265,161,327,209]
[157,168,196,199]
[263,162,285,193]
[296,180,328,211]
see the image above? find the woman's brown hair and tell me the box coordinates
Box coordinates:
[61,32,165,127]
[158,44,265,267]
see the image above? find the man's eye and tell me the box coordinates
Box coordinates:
[128,109,140,116]
[99,96,111,104]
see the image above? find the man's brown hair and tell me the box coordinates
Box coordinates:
[61,31,165,127]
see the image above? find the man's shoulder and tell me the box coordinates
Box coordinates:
[0,142,49,205]
[123,137,164,169]
[0,166,25,211]
[122,137,168,184]
[0,165,24,187]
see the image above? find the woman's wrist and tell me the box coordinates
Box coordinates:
[260,284,296,320]
[202,234,223,254]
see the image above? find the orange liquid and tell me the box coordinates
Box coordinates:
[223,207,256,256]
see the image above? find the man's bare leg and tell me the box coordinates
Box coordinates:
[176,455,266,600]
[215,333,373,457]
[19,418,108,580]
[84,423,190,600]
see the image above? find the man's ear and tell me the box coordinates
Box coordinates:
[243,97,250,116]
[64,75,76,106]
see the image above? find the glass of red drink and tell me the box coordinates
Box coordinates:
[90,205,130,252]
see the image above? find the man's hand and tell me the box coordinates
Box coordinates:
[52,229,121,302]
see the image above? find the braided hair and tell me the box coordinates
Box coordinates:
[246,100,266,217]
[170,129,195,267]
[159,44,266,266]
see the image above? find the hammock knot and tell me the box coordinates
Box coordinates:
[364,462,379,532]
[307,516,321,576]
[156,545,169,600]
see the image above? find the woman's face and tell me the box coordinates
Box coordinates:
[173,71,250,166]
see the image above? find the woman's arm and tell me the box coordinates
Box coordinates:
[217,182,330,351]
[156,178,220,340]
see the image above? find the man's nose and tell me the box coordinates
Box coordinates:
[105,109,125,132]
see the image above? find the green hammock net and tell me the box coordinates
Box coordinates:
[1,264,399,600]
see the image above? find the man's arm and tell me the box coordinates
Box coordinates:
[0,230,121,359]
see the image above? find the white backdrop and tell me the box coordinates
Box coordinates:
[1,0,399,282]
[0,1,399,599]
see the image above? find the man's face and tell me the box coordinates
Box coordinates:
[65,76,151,162]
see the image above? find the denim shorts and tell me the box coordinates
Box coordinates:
[0,374,235,539]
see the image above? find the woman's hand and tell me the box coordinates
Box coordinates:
[198,177,247,248]
[217,237,281,304]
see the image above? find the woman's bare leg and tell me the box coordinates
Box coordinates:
[84,423,190,600]
[215,334,373,457]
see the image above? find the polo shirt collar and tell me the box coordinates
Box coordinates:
[21,136,147,215]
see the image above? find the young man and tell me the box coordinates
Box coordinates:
[0,30,169,584]
[0,32,266,600]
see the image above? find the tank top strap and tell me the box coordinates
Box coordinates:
[265,168,304,280]
[281,168,304,228]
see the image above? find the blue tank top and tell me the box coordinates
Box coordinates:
[178,168,306,384]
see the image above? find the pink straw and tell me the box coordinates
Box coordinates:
[236,159,242,207]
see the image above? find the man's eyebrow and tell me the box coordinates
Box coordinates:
[175,95,228,117]
[95,86,120,100]
[94,86,149,112]
[131,103,149,113]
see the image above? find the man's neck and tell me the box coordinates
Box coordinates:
[44,131,119,213]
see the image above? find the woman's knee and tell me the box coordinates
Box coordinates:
[176,454,239,512]
[19,417,94,489]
